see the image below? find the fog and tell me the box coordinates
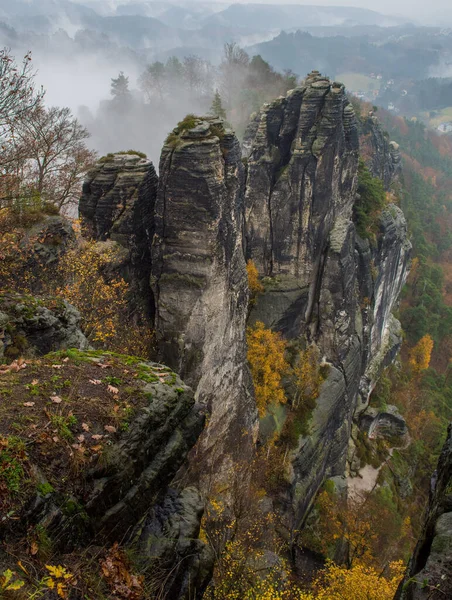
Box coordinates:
[3,0,452,166]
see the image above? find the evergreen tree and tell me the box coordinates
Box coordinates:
[210,89,227,120]
[110,72,130,98]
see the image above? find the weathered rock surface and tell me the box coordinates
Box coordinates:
[360,112,402,189]
[242,73,411,521]
[395,424,452,600]
[358,405,408,439]
[136,487,214,599]
[0,292,88,360]
[26,214,76,268]
[0,350,211,599]
[151,117,258,475]
[79,152,158,314]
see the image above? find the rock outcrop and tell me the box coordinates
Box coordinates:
[0,292,88,360]
[79,152,158,314]
[242,72,411,520]
[0,349,212,599]
[151,117,258,475]
[360,112,402,189]
[74,74,410,525]
[395,425,452,600]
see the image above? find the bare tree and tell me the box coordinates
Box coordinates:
[9,105,97,211]
[0,48,43,135]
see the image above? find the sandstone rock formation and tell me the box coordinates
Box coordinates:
[242,72,411,520]
[151,117,258,474]
[395,424,452,600]
[0,292,88,360]
[360,112,402,189]
[79,152,158,314]
[75,74,410,524]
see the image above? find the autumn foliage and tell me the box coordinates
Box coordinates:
[408,334,434,374]
[299,560,404,600]
[246,259,264,300]
[247,321,290,416]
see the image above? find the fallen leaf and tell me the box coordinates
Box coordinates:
[62,357,69,362]
[23,402,35,407]
[71,443,80,450]
[50,395,62,404]
[81,422,90,431]
[91,434,103,440]
[52,364,63,369]
[53,436,59,443]
[77,434,85,442]
[104,425,117,434]
[91,444,102,452]
[107,385,119,395]
[32,379,39,385]
[89,379,101,385]
[30,541,38,556]
[113,404,119,413]
[98,363,112,369]
[10,360,27,372]
[17,561,28,575]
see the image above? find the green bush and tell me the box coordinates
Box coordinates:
[353,159,386,241]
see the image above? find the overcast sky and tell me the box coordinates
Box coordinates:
[81,0,452,26]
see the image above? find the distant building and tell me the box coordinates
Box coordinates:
[438,122,452,133]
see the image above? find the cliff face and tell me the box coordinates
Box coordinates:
[151,118,257,472]
[242,72,411,518]
[74,76,410,522]
[360,113,402,189]
[79,153,158,314]
[395,425,452,600]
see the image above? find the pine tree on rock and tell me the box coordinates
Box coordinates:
[210,90,227,120]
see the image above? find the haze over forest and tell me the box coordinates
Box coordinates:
[2,0,452,165]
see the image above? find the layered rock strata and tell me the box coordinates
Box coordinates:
[242,72,411,519]
[79,152,158,314]
[360,112,402,189]
[76,74,410,523]
[151,118,257,473]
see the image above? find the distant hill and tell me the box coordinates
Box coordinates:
[203,3,408,31]
[249,27,446,80]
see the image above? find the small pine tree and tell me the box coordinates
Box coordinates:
[111,72,130,98]
[210,90,227,120]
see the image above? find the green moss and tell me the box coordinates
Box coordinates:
[0,436,27,492]
[210,124,225,140]
[177,114,197,130]
[37,482,54,496]
[353,159,386,242]
[34,524,53,559]
[116,149,147,158]
[137,369,159,383]
[165,114,199,146]
[49,413,77,441]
